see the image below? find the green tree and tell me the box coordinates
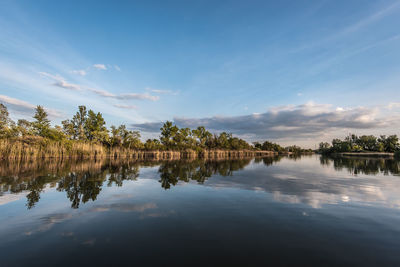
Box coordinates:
[356,135,378,151]
[17,119,33,136]
[173,127,192,150]
[32,105,50,137]
[379,135,399,152]
[217,132,231,149]
[160,121,179,149]
[110,125,122,146]
[72,105,87,140]
[0,104,12,137]
[61,119,76,139]
[144,139,162,150]
[84,110,108,142]
[192,126,212,148]
[118,125,142,149]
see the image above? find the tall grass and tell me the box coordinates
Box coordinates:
[0,137,277,160]
[0,137,106,160]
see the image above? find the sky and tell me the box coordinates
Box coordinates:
[0,0,400,147]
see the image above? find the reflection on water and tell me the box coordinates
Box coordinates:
[321,155,400,176]
[1,155,400,266]
[1,155,400,209]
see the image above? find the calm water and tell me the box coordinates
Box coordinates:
[1,155,400,266]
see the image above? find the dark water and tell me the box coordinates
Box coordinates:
[1,155,400,266]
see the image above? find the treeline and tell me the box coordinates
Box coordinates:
[253,141,313,153]
[0,103,305,155]
[319,134,400,154]
[0,104,254,151]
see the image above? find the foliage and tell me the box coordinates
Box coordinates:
[319,134,400,154]
[0,104,14,138]
[32,106,51,137]
[253,141,285,152]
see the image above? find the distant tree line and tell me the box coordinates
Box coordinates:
[253,141,313,153]
[319,134,400,154]
[1,103,300,152]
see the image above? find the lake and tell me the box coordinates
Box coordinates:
[1,155,400,266]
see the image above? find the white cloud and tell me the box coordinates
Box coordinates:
[388,102,400,109]
[0,94,35,110]
[93,64,107,70]
[71,69,87,76]
[119,93,159,101]
[146,87,178,95]
[88,88,159,101]
[88,88,115,97]
[53,80,81,90]
[0,94,62,118]
[114,65,121,71]
[113,104,138,110]
[39,72,81,91]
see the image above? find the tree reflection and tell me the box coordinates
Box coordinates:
[320,156,400,176]
[0,158,143,209]
[0,155,291,208]
[157,159,253,190]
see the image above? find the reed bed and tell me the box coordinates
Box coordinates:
[0,137,106,160]
[0,137,276,161]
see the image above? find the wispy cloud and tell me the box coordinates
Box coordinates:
[71,69,87,76]
[341,1,400,35]
[89,88,159,101]
[93,64,107,70]
[0,94,62,118]
[146,87,179,95]
[114,65,121,71]
[113,104,138,110]
[119,93,159,101]
[39,72,81,91]
[38,72,159,103]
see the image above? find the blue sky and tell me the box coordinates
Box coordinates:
[1,0,400,146]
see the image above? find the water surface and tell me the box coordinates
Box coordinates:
[1,155,400,266]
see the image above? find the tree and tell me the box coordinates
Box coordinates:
[160,121,179,149]
[32,105,50,137]
[217,132,231,149]
[84,110,108,142]
[356,135,378,151]
[173,127,192,150]
[144,139,162,150]
[253,142,262,150]
[110,125,122,146]
[17,119,33,136]
[379,135,399,152]
[118,125,142,149]
[61,119,76,139]
[192,126,212,148]
[72,105,87,140]
[331,138,351,152]
[0,104,12,137]
[319,142,331,150]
